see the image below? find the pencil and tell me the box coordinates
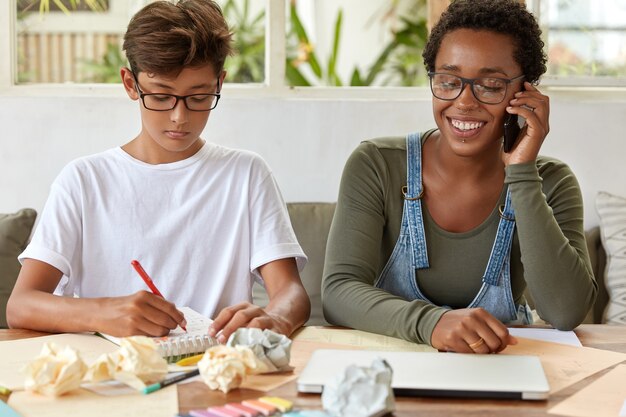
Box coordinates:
[142,369,200,394]
[175,353,204,367]
[131,259,187,331]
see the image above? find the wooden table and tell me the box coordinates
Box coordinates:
[2,325,625,417]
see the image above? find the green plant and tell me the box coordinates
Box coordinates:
[285,0,429,87]
[81,42,126,83]
[222,0,266,83]
[17,0,107,14]
[20,0,267,84]
[351,16,428,86]
[16,47,35,83]
[286,2,344,86]
[18,0,431,86]
[16,0,110,83]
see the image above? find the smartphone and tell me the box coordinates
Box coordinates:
[503,84,527,153]
[503,113,525,153]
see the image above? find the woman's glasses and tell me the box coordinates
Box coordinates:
[428,72,524,105]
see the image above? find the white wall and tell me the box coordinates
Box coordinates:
[1,90,625,229]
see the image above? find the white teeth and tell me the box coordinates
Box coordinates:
[451,119,484,131]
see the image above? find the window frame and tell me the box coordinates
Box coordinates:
[1,0,624,100]
[526,0,626,87]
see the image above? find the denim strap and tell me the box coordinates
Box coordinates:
[405,133,429,269]
[482,188,516,285]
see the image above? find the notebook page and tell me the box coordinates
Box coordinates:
[99,307,214,344]
[154,307,214,339]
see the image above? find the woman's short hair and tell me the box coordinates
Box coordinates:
[123,0,233,77]
[422,0,547,83]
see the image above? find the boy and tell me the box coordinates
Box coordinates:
[7,0,310,343]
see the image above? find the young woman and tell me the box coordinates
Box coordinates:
[322,0,596,354]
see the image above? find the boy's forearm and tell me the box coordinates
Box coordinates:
[7,290,103,333]
[264,283,311,336]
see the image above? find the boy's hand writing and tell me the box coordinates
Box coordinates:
[97,290,187,337]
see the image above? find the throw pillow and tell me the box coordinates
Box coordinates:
[595,192,626,325]
[0,208,37,328]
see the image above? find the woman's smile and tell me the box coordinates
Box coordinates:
[448,117,486,138]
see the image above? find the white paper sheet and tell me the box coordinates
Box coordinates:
[508,328,582,347]
[0,334,118,391]
[548,364,626,417]
[8,386,178,417]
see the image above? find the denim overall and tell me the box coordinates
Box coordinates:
[374,132,532,324]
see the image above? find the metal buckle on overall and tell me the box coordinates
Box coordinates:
[498,205,515,221]
[402,185,424,200]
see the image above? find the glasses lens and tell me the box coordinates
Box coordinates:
[142,94,218,111]
[185,94,218,111]
[143,94,177,111]
[473,78,507,104]
[430,74,462,100]
[430,73,509,104]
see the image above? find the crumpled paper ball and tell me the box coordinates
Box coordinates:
[85,336,168,390]
[322,358,395,417]
[23,342,87,397]
[226,328,293,373]
[198,345,261,393]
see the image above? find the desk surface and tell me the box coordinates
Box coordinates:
[2,325,625,417]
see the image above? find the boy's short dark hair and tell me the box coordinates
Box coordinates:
[123,0,233,76]
[422,0,547,84]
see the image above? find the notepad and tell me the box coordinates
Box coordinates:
[99,307,220,363]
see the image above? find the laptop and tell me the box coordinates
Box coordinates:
[297,349,549,400]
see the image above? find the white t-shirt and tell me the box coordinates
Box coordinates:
[20,143,306,319]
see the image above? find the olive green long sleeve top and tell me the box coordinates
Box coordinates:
[322,135,597,345]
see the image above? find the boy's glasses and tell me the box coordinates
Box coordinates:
[428,72,525,105]
[132,72,221,112]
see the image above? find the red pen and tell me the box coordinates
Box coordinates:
[131,259,186,332]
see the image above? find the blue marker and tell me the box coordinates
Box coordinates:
[0,400,24,417]
[143,369,200,394]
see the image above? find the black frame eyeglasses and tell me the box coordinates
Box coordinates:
[131,72,221,112]
[428,72,525,105]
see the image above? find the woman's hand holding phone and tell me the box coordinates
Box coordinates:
[502,81,550,166]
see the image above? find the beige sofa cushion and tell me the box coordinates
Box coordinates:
[0,208,37,328]
[252,202,335,326]
[596,191,626,325]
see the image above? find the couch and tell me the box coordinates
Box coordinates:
[0,203,610,329]
[0,208,37,328]
[253,202,609,326]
